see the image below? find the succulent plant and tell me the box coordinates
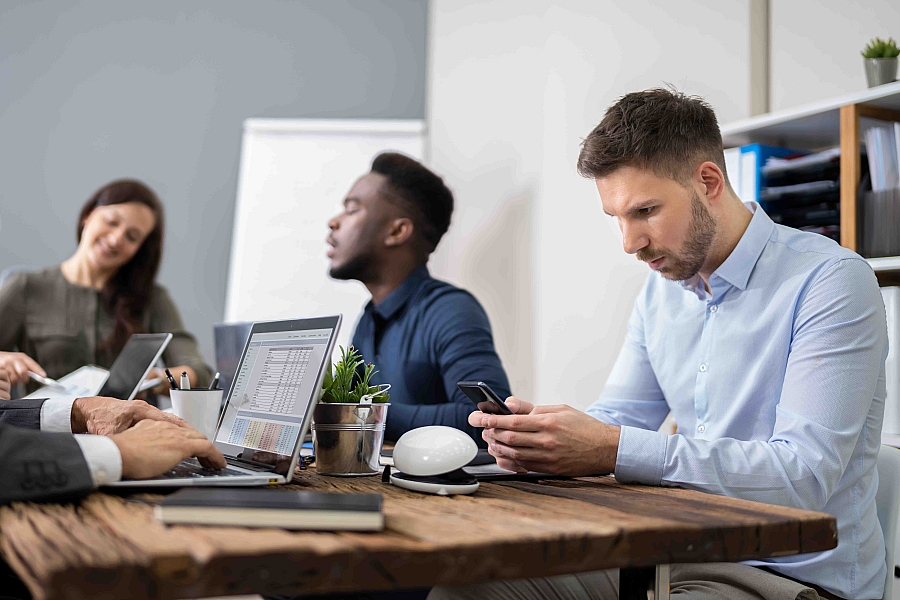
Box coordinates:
[321,346,389,403]
[862,37,900,59]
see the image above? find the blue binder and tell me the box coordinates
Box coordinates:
[738,144,802,203]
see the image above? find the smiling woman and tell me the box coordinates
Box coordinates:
[0,180,212,397]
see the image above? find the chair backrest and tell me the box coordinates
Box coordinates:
[877,445,900,600]
[0,265,24,291]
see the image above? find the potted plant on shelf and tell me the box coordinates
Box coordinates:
[862,37,899,88]
[312,346,390,476]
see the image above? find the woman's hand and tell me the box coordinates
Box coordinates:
[0,351,45,386]
[0,368,11,401]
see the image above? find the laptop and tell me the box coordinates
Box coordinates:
[213,321,253,398]
[25,333,171,401]
[106,315,341,488]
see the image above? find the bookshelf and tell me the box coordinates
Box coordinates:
[721,81,900,284]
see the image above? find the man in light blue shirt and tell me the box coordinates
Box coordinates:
[434,89,887,600]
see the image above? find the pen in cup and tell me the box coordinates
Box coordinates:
[208,371,220,391]
[164,368,179,390]
[180,371,190,391]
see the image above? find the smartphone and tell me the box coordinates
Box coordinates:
[457,381,514,415]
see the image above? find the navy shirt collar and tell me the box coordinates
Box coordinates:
[370,265,431,320]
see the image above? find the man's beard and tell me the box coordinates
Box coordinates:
[329,251,377,282]
[636,192,717,281]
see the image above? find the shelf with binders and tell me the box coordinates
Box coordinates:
[726,144,844,243]
[760,147,843,243]
[721,82,900,277]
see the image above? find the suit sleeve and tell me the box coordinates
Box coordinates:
[0,398,48,429]
[0,423,93,504]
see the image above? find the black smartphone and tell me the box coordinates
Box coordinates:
[457,381,514,415]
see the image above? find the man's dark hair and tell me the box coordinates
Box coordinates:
[371,152,454,253]
[576,88,727,185]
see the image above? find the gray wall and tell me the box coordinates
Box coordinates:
[0,0,427,366]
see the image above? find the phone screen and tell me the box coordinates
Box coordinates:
[457,381,514,415]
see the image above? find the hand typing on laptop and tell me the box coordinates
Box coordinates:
[110,420,226,479]
[70,396,188,435]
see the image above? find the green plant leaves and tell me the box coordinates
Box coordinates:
[321,346,389,403]
[862,37,900,59]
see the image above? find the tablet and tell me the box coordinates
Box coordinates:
[99,333,173,400]
[24,365,110,399]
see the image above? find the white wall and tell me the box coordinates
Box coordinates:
[771,0,900,111]
[428,1,750,409]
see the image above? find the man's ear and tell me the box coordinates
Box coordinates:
[384,217,415,248]
[696,161,726,205]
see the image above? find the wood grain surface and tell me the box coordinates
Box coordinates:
[0,470,837,600]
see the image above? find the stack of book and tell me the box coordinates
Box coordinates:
[861,122,900,258]
[864,123,900,192]
[759,147,842,242]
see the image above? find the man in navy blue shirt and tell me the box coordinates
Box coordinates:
[326,152,511,445]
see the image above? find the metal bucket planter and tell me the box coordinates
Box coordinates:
[312,401,389,476]
[865,57,898,87]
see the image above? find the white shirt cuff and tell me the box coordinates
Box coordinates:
[73,435,123,487]
[614,426,667,485]
[39,397,76,433]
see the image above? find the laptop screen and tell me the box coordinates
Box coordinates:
[215,316,340,462]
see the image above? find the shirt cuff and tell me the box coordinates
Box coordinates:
[73,435,123,487]
[39,397,76,433]
[614,426,668,485]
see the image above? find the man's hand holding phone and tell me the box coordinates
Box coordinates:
[468,395,621,476]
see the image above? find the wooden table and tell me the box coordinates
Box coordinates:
[0,470,837,600]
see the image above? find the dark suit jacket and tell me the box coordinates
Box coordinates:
[0,398,93,504]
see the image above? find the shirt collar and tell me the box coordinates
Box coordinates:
[371,265,431,320]
[678,202,774,295]
[712,202,773,291]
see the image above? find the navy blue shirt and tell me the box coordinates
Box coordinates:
[351,266,511,445]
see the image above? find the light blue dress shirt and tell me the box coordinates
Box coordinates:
[588,203,888,599]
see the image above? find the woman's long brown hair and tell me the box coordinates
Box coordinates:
[76,179,165,355]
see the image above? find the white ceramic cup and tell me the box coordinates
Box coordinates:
[170,389,223,441]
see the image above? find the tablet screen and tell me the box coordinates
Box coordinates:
[99,333,172,400]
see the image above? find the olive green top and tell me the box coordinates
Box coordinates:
[0,266,213,392]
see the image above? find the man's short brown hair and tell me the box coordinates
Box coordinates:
[576,88,727,186]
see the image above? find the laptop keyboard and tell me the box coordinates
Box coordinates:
[160,458,255,479]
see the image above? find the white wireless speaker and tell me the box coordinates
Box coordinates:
[385,426,480,496]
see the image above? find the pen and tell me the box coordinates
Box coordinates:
[208,371,220,391]
[164,368,179,390]
[28,371,65,389]
[180,371,190,391]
